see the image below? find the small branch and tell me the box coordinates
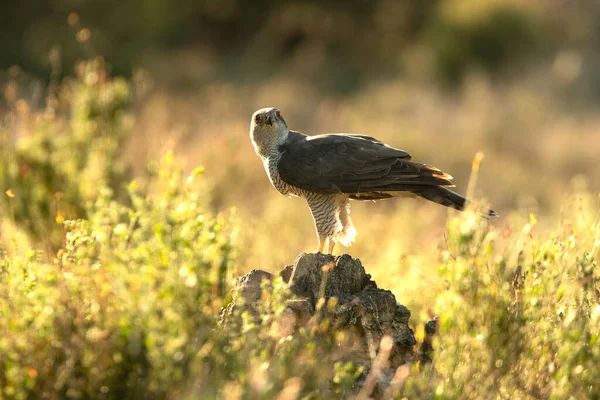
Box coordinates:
[443,233,457,261]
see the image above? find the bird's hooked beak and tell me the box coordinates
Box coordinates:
[265,109,279,126]
[265,113,274,126]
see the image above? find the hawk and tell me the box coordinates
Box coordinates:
[250,107,497,254]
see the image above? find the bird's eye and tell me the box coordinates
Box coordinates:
[276,111,282,119]
[254,115,261,123]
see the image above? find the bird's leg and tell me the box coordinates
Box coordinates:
[317,238,327,253]
[307,195,338,254]
[327,239,336,254]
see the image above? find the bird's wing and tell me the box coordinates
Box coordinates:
[278,132,453,194]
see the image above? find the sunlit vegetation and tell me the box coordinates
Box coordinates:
[1,0,600,397]
[0,60,598,399]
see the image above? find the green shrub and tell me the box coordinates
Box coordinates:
[0,58,132,250]
[0,154,237,399]
[427,5,542,85]
[403,194,600,399]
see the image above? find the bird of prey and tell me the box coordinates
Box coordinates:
[249,107,497,254]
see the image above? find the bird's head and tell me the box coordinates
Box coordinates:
[249,107,288,158]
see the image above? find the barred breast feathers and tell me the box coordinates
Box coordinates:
[263,153,303,198]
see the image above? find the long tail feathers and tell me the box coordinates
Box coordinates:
[412,186,498,217]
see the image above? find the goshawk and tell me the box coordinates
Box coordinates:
[250,107,497,254]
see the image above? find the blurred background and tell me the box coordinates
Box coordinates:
[1,0,599,295]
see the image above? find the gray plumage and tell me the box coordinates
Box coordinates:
[249,107,497,254]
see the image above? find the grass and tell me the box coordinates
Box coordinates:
[0,59,599,398]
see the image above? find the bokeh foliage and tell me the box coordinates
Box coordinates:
[4,0,596,90]
[0,59,131,250]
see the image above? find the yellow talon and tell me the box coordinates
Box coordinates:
[317,239,326,253]
[327,240,336,254]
